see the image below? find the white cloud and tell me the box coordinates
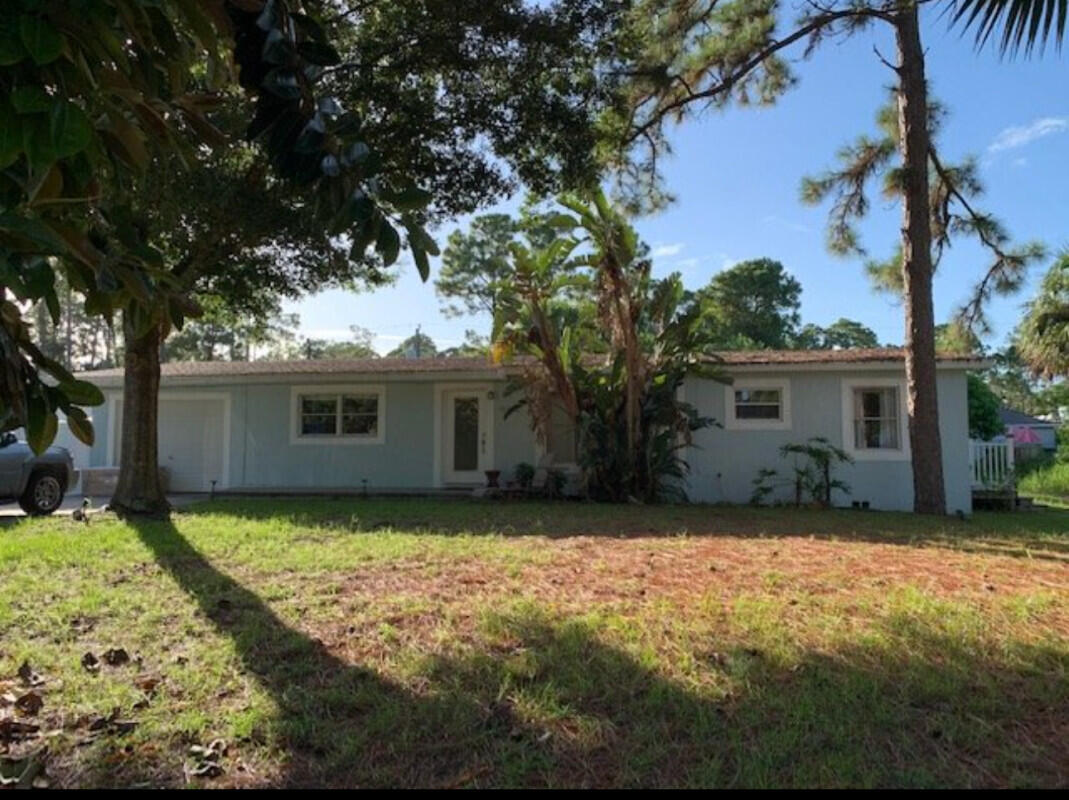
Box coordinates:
[674,257,701,269]
[652,242,684,258]
[1012,156,1029,168]
[987,117,1068,153]
[714,253,739,271]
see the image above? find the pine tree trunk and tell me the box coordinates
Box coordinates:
[895,6,946,515]
[110,313,170,517]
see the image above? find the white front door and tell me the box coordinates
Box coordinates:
[443,389,491,484]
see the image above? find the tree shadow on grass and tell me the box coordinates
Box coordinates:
[183,497,1069,562]
[78,516,1069,788]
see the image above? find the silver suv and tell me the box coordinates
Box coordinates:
[0,432,79,515]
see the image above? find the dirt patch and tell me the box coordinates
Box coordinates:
[315,535,1069,651]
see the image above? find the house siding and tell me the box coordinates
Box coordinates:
[86,364,972,513]
[683,368,972,513]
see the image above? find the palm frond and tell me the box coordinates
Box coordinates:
[950,0,1067,57]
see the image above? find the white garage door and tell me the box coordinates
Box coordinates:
[112,395,227,492]
[158,397,226,492]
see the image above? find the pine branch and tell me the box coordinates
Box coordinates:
[929,147,1046,331]
[624,5,889,148]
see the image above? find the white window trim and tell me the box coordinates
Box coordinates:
[840,377,911,461]
[289,384,385,445]
[723,377,792,430]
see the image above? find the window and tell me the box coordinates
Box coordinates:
[724,379,791,430]
[341,395,379,435]
[852,387,899,449]
[734,388,782,420]
[291,385,385,444]
[300,395,340,435]
[840,378,908,460]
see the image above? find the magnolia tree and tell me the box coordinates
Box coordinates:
[1,0,631,515]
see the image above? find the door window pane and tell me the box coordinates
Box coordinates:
[453,397,479,471]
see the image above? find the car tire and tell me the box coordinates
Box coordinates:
[19,471,65,516]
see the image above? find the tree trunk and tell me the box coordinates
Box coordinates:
[110,313,170,517]
[895,6,946,515]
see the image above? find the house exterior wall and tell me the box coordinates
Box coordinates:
[682,368,972,513]
[91,377,529,491]
[1033,426,1057,452]
[87,364,972,512]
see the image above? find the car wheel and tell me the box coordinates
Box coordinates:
[19,472,65,516]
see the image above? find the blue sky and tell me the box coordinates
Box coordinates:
[285,8,1068,354]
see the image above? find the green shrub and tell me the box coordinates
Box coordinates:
[1018,460,1069,499]
[513,462,535,489]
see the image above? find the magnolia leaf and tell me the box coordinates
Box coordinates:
[11,86,51,114]
[262,68,302,100]
[291,11,326,42]
[65,406,94,446]
[0,213,70,254]
[27,163,62,205]
[0,17,26,65]
[375,220,401,266]
[388,186,432,212]
[349,212,381,259]
[26,398,58,455]
[0,105,21,168]
[105,115,149,169]
[403,220,439,256]
[297,40,340,66]
[19,15,63,66]
[412,245,430,282]
[49,100,93,158]
[58,379,105,407]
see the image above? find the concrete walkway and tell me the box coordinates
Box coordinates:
[0,493,208,518]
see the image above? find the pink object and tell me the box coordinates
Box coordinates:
[1008,425,1042,444]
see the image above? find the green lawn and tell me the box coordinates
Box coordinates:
[1,499,1067,788]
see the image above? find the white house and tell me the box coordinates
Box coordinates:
[80,347,980,514]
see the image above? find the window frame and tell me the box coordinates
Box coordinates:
[723,378,792,430]
[289,384,386,445]
[840,377,910,461]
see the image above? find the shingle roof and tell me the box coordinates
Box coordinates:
[76,347,984,382]
[998,407,1056,427]
[711,347,982,366]
[79,356,502,380]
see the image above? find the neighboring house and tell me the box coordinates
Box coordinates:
[997,407,1058,452]
[78,348,980,514]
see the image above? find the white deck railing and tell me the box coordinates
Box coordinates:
[969,439,1015,489]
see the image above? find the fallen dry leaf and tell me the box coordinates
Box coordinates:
[102,648,130,667]
[14,691,43,717]
[16,662,44,688]
[185,738,227,780]
[0,718,40,744]
[133,675,161,695]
